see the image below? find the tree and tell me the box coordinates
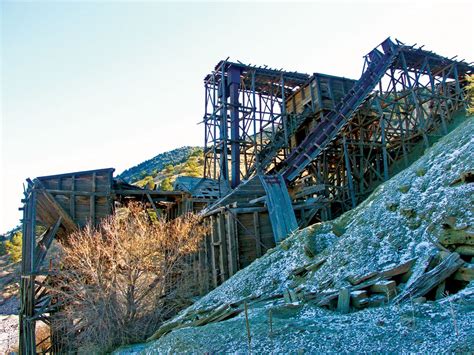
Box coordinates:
[51,204,208,352]
[5,231,22,262]
[160,177,173,191]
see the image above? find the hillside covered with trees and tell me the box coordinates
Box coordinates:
[118,146,203,184]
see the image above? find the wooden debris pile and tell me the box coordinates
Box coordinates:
[289,249,473,313]
[147,247,473,342]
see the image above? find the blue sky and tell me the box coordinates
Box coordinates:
[1,0,473,232]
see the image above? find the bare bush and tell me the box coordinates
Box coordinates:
[50,203,208,353]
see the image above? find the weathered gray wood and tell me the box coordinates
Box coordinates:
[70,175,76,220]
[380,258,416,278]
[259,174,298,243]
[217,213,229,282]
[394,252,464,303]
[90,172,96,225]
[253,212,262,257]
[209,216,219,288]
[34,217,62,272]
[337,288,350,313]
[350,290,368,309]
[226,212,238,277]
[370,280,397,299]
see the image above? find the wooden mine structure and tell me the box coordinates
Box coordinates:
[19,37,472,353]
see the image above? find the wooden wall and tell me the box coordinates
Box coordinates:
[36,169,114,233]
[195,208,275,293]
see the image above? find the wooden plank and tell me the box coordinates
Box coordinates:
[337,288,350,313]
[209,216,219,288]
[259,174,298,243]
[70,175,75,220]
[394,252,464,303]
[34,217,62,272]
[380,258,416,278]
[90,172,96,225]
[218,213,229,282]
[253,212,262,257]
[226,212,238,277]
[350,290,368,309]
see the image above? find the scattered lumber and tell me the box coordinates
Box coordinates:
[394,252,464,303]
[370,280,397,299]
[380,258,416,278]
[350,290,368,309]
[337,288,350,313]
[367,294,386,307]
[346,271,379,286]
[305,258,327,272]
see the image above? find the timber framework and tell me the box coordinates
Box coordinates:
[19,37,473,353]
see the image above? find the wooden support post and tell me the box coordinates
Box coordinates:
[342,136,356,209]
[70,175,75,220]
[253,212,262,257]
[90,172,96,225]
[217,212,229,282]
[226,212,238,277]
[337,288,350,314]
[209,216,219,288]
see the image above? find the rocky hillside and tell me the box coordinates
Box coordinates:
[117,116,474,353]
[118,146,201,184]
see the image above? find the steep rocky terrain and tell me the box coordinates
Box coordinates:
[117,116,474,353]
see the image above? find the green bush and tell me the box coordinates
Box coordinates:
[5,231,22,262]
[160,177,173,191]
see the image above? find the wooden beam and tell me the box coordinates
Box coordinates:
[34,217,62,272]
[218,213,229,282]
[90,172,96,225]
[253,212,262,257]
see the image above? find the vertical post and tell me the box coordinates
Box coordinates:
[229,65,241,188]
[226,212,238,277]
[375,99,390,182]
[217,212,229,282]
[90,172,96,226]
[281,75,288,153]
[253,212,262,257]
[20,188,37,354]
[342,136,356,209]
[70,175,75,220]
[220,64,229,182]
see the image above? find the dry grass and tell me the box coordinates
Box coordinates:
[50,203,208,353]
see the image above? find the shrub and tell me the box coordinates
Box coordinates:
[51,203,208,352]
[160,177,173,191]
[5,231,22,262]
